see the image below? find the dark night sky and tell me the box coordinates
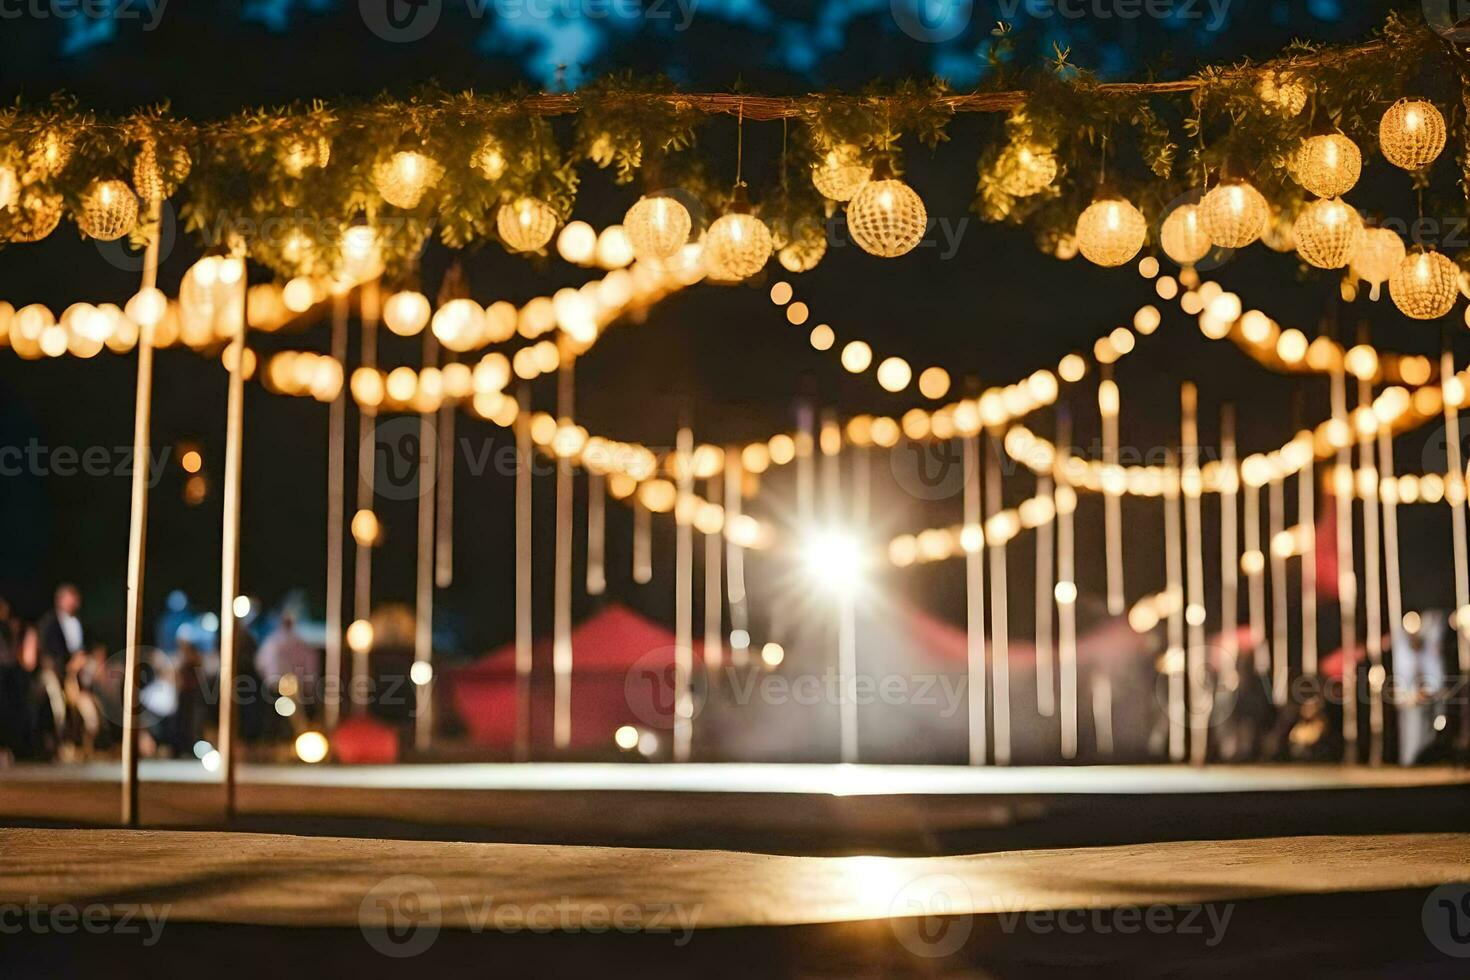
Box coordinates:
[1,1,1464,657]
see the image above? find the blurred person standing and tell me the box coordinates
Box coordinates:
[255,613,320,713]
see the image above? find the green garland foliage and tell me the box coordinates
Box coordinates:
[0,12,1463,282]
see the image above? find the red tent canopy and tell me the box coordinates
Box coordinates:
[448,604,695,751]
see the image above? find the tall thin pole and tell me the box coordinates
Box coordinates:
[1164,450,1186,763]
[838,589,858,763]
[1332,365,1358,760]
[435,395,455,589]
[1245,480,1267,680]
[586,472,606,596]
[723,449,748,665]
[120,196,163,827]
[1299,431,1319,677]
[514,384,533,760]
[986,432,1011,766]
[673,426,695,761]
[1358,378,1383,765]
[1181,384,1207,765]
[414,330,438,752]
[1220,406,1239,696]
[1377,424,1404,753]
[1441,348,1469,750]
[1056,412,1078,760]
[632,499,653,585]
[552,359,574,749]
[352,283,379,715]
[323,293,348,732]
[217,249,248,819]
[963,432,987,765]
[1100,366,1125,616]
[703,475,723,671]
[1035,470,1056,717]
[1268,475,1289,707]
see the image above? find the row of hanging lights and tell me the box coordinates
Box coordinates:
[1087,97,1459,322]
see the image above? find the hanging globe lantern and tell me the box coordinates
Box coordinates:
[623,194,693,261]
[777,220,828,273]
[77,180,138,242]
[811,145,871,202]
[1255,70,1308,116]
[1292,133,1361,199]
[846,164,927,258]
[1,190,63,243]
[0,164,18,210]
[1390,249,1459,320]
[132,141,191,203]
[1074,195,1146,267]
[1200,179,1268,248]
[1160,203,1212,267]
[497,196,558,253]
[995,142,1058,197]
[1349,227,1407,301]
[474,138,508,181]
[384,291,432,337]
[705,187,773,280]
[1379,99,1447,171]
[1292,197,1363,269]
[338,224,383,282]
[373,150,443,209]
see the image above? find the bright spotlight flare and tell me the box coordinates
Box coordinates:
[798,526,868,764]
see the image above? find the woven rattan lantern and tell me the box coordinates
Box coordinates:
[624,195,693,261]
[1349,227,1406,301]
[1075,195,1146,267]
[1379,99,1446,171]
[1201,179,1268,249]
[846,162,927,258]
[705,186,773,279]
[1390,249,1459,320]
[811,145,871,202]
[497,196,558,253]
[78,179,138,242]
[1160,203,1212,267]
[1292,133,1361,198]
[1292,198,1363,270]
[996,142,1058,197]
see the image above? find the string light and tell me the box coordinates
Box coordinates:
[1293,197,1362,269]
[1075,196,1146,267]
[1200,179,1268,248]
[846,171,927,258]
[497,196,558,253]
[1160,203,1212,267]
[373,150,442,209]
[384,291,432,336]
[77,180,139,242]
[1379,98,1447,171]
[1390,249,1460,320]
[624,195,692,261]
[1292,133,1361,198]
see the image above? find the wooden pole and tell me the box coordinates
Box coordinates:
[1331,364,1358,760]
[351,283,379,715]
[986,432,1011,766]
[435,396,455,589]
[120,197,163,827]
[963,432,987,765]
[586,472,606,596]
[1244,480,1267,680]
[1181,384,1207,765]
[414,330,438,752]
[1299,431,1319,677]
[723,449,748,665]
[1268,475,1289,707]
[703,475,723,671]
[1164,450,1185,763]
[1220,406,1239,695]
[552,361,574,750]
[514,384,533,760]
[1035,469,1056,718]
[673,426,695,761]
[1441,348,1469,750]
[217,250,248,819]
[323,293,347,731]
[1100,367,1125,617]
[1377,423,1404,754]
[1055,412,1078,760]
[1358,378,1383,765]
